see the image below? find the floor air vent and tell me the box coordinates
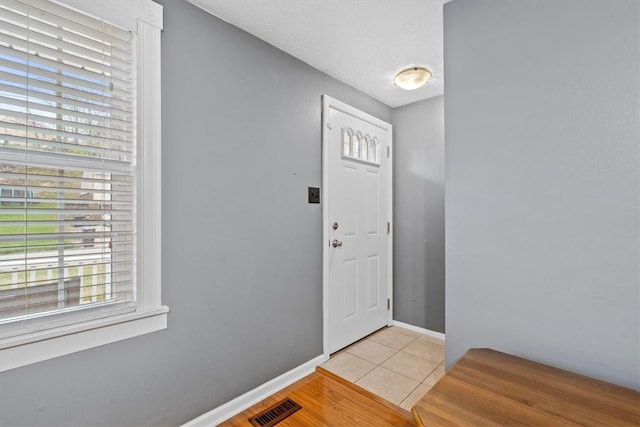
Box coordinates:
[248,397,302,427]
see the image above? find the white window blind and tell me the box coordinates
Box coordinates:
[0,0,136,328]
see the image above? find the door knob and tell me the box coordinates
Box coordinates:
[332,239,343,248]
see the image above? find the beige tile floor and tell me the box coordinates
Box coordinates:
[321,326,445,411]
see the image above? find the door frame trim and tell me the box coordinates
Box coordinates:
[321,95,393,358]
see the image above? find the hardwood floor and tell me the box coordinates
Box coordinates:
[218,347,640,427]
[219,369,415,426]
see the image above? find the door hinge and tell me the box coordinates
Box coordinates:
[387,298,390,310]
[387,146,390,158]
[387,222,390,234]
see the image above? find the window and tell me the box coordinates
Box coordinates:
[341,128,381,166]
[0,0,166,372]
[352,131,360,159]
[342,127,352,157]
[361,135,369,161]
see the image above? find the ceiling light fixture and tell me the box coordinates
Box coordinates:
[394,67,432,90]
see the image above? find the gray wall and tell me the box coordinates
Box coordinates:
[0,1,391,425]
[444,0,639,390]
[392,97,445,332]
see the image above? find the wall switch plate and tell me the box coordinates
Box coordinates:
[308,187,320,204]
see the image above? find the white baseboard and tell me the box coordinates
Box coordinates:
[391,320,446,341]
[181,354,328,427]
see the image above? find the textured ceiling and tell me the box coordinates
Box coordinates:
[186,0,445,108]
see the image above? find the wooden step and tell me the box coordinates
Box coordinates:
[412,348,640,427]
[315,365,416,423]
[219,367,415,426]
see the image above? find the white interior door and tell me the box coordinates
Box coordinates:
[322,96,392,354]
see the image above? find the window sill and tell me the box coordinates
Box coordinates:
[0,306,169,372]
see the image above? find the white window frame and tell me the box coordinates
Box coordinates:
[0,0,167,372]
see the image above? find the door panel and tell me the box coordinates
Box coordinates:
[365,169,380,235]
[339,165,358,239]
[367,255,380,309]
[343,258,357,319]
